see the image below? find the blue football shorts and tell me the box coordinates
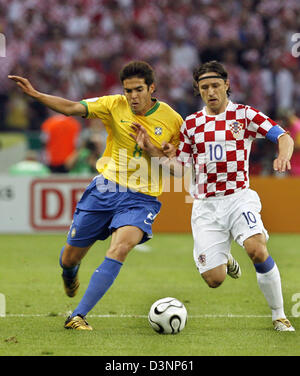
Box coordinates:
[66,175,162,247]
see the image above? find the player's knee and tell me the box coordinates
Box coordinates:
[201,265,226,288]
[249,248,268,263]
[201,274,224,289]
[106,242,134,262]
[205,279,223,288]
[244,235,268,263]
[206,279,224,288]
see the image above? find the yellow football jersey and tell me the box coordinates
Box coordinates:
[80,95,183,196]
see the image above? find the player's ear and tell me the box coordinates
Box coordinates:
[225,79,230,92]
[149,83,155,95]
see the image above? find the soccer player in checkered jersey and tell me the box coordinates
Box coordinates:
[131,60,295,331]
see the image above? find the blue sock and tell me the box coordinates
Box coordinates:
[59,247,79,279]
[254,255,275,274]
[71,257,123,317]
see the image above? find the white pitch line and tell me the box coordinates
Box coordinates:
[2,313,275,318]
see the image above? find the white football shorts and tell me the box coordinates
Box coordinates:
[192,188,269,274]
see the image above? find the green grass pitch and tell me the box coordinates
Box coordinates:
[0,233,299,356]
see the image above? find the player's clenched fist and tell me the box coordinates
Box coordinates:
[8,75,39,98]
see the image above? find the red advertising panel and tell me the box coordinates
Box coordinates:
[30,178,90,230]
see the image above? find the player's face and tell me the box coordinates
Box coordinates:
[198,72,230,115]
[123,77,155,116]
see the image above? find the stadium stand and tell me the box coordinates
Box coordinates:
[0,0,299,175]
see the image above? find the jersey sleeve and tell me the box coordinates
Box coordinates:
[176,121,193,167]
[80,95,121,124]
[245,106,286,142]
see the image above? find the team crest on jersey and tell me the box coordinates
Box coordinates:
[198,254,206,266]
[229,121,243,139]
[154,127,162,135]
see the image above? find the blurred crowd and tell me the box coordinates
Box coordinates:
[0,0,300,176]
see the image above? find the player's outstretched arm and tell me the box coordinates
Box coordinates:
[8,75,86,117]
[273,133,294,173]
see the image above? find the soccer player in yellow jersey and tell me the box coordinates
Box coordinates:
[9,61,183,330]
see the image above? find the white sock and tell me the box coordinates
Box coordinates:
[256,264,286,321]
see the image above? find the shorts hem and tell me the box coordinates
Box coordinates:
[196,259,228,275]
[67,238,100,248]
[237,229,269,248]
[110,225,152,244]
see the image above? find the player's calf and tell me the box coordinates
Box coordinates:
[59,246,82,297]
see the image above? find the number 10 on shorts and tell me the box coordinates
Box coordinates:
[242,211,257,228]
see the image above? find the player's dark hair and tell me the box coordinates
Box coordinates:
[193,60,231,97]
[120,61,155,88]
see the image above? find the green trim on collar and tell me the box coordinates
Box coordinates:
[145,100,160,116]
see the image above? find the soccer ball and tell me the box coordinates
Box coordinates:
[148,297,187,334]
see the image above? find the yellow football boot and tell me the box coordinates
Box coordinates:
[64,315,93,330]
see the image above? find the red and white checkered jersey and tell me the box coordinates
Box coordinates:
[176,101,284,199]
